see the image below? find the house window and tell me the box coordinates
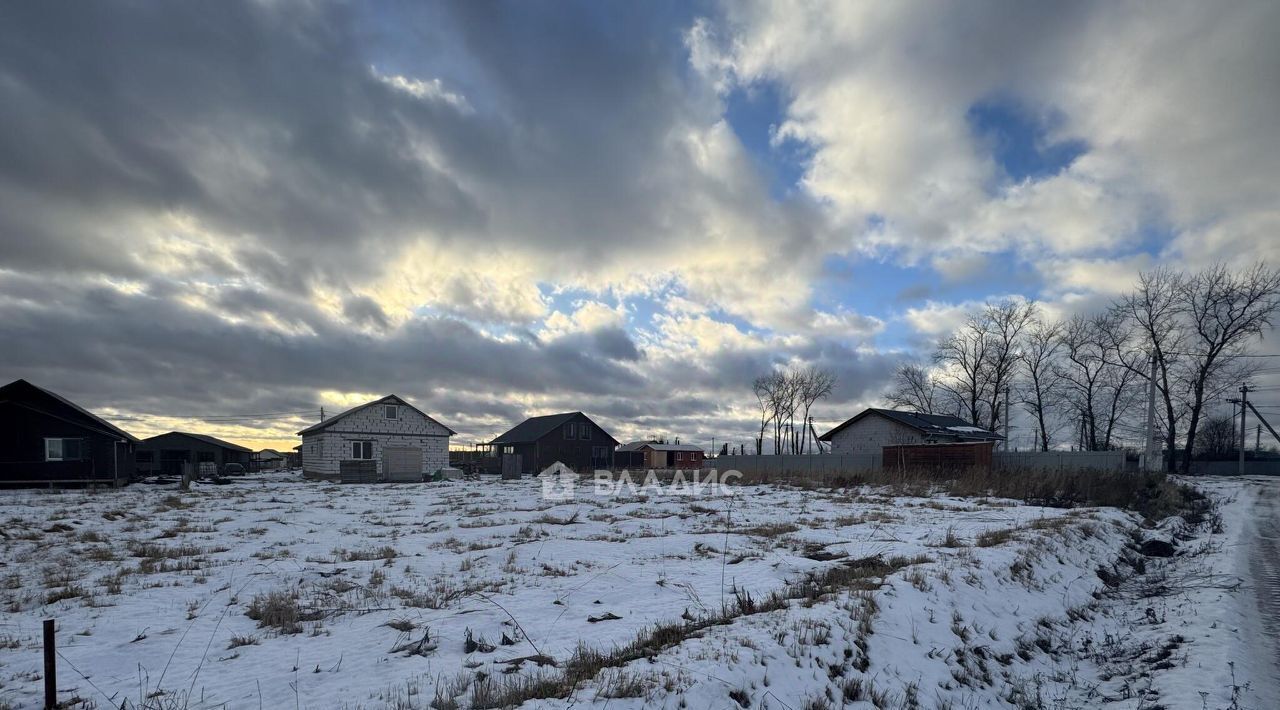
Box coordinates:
[384,405,399,420]
[45,438,85,461]
[350,441,374,459]
[564,424,576,440]
[502,446,514,455]
[579,423,591,439]
[591,446,607,461]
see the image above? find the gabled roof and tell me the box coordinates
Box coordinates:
[818,408,1003,442]
[297,394,456,436]
[0,379,138,442]
[620,440,703,452]
[258,449,284,457]
[491,411,618,445]
[142,431,252,452]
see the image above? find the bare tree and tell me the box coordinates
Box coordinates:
[796,366,837,453]
[934,312,992,427]
[1196,413,1238,458]
[1177,263,1280,473]
[1057,313,1137,451]
[981,300,1039,433]
[1018,315,1063,451]
[885,363,941,413]
[1110,266,1189,472]
[751,374,775,455]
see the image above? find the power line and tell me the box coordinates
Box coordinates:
[112,409,317,422]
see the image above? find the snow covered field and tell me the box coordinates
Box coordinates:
[0,473,1257,709]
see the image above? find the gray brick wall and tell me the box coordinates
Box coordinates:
[301,401,451,478]
[829,415,922,455]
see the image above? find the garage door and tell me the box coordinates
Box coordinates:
[382,447,423,482]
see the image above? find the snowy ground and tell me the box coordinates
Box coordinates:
[0,472,1260,709]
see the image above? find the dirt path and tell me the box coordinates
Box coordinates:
[1243,477,1280,706]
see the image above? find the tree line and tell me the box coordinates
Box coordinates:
[886,263,1280,473]
[751,366,837,455]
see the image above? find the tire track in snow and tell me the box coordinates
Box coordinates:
[1245,479,1280,706]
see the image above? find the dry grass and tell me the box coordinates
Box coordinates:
[246,590,318,634]
[736,466,1202,520]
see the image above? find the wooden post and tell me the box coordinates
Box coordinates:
[43,618,56,709]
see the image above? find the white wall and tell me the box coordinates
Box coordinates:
[301,402,450,479]
[828,414,923,454]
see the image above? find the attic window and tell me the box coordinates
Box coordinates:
[564,424,576,440]
[579,422,591,439]
[384,405,399,420]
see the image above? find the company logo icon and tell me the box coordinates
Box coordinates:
[538,462,578,501]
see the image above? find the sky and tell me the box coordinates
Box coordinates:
[1,1,1278,452]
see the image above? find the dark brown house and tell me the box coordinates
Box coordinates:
[489,412,618,475]
[136,431,252,477]
[0,379,138,487]
[617,441,705,470]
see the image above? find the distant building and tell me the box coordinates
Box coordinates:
[136,432,252,476]
[254,448,286,471]
[617,441,705,470]
[489,412,617,475]
[818,408,1003,455]
[0,379,138,487]
[298,395,454,482]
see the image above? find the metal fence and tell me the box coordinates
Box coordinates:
[703,449,1128,476]
[703,453,881,476]
[992,450,1127,472]
[1187,460,1280,476]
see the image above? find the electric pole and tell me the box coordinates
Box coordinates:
[1002,387,1010,450]
[1144,352,1158,471]
[1239,384,1249,476]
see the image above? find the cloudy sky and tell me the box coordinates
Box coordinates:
[1,1,1277,452]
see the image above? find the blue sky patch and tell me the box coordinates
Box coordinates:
[723,80,813,199]
[967,96,1087,184]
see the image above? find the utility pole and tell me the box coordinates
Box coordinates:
[1144,352,1158,471]
[1002,387,1010,450]
[320,406,326,422]
[1256,424,1261,453]
[1239,384,1249,476]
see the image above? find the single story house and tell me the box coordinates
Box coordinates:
[0,379,138,487]
[617,441,705,470]
[818,408,1003,455]
[489,412,617,475]
[136,432,252,477]
[298,395,454,482]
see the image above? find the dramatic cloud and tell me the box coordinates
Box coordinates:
[0,1,1275,450]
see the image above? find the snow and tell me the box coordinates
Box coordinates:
[0,473,1263,709]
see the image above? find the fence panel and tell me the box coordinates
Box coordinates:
[992,450,1125,471]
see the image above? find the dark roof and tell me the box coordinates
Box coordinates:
[0,379,138,442]
[142,431,252,452]
[491,412,618,445]
[297,394,456,436]
[619,440,703,452]
[818,408,1003,442]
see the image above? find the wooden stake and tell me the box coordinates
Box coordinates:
[43,618,56,709]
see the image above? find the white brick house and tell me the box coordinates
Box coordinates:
[298,395,454,482]
[818,408,1001,455]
